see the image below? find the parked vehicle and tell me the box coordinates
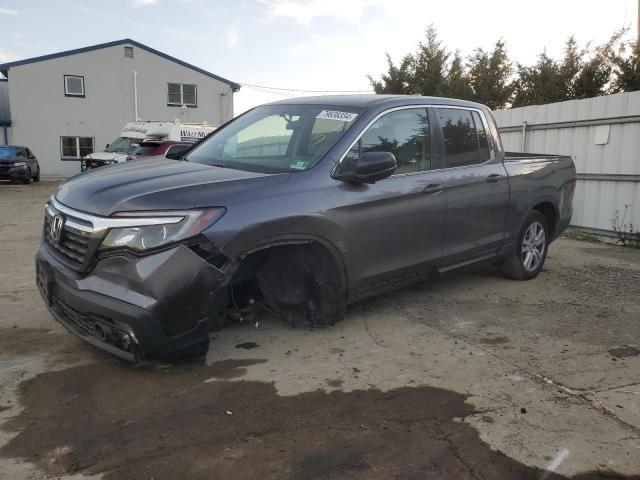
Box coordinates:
[0,145,40,184]
[126,140,193,161]
[82,121,215,170]
[36,95,576,362]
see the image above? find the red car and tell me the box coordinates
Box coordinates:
[126,141,192,161]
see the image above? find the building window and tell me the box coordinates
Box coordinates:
[60,136,94,160]
[167,83,197,107]
[124,46,134,58]
[64,75,85,97]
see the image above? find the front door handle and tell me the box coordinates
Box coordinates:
[487,174,502,183]
[423,183,444,194]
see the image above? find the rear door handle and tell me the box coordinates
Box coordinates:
[486,174,502,183]
[423,183,444,194]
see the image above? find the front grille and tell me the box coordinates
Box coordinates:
[44,216,90,265]
[43,201,105,273]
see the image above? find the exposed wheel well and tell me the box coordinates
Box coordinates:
[226,241,347,326]
[532,202,557,239]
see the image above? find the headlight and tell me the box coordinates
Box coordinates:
[13,161,26,167]
[100,208,225,251]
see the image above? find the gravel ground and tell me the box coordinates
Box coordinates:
[0,181,639,480]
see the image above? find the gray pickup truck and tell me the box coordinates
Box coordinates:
[36,95,576,361]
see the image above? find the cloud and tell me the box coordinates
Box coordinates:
[133,0,158,6]
[227,21,240,47]
[258,0,370,24]
[0,7,18,15]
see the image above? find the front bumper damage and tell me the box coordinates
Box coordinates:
[36,243,225,362]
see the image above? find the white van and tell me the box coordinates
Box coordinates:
[83,121,216,169]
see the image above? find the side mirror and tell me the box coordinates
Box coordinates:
[165,151,183,160]
[105,144,110,149]
[333,151,396,184]
[28,154,35,159]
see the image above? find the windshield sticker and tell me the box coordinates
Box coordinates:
[290,160,311,170]
[316,110,358,122]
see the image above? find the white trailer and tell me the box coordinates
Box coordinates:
[84,120,216,166]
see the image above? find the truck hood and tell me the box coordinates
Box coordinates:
[56,158,290,216]
[85,151,117,161]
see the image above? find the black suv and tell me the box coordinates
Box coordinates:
[0,145,41,183]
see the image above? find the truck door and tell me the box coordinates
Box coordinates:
[435,107,509,267]
[336,107,446,293]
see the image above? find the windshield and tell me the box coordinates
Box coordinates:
[186,104,361,173]
[106,137,137,153]
[130,143,160,157]
[0,147,17,158]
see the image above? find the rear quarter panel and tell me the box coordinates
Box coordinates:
[503,155,575,249]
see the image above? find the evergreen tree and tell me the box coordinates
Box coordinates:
[369,54,415,95]
[412,25,449,96]
[467,40,514,109]
[444,51,474,100]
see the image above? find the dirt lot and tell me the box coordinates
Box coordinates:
[0,181,639,480]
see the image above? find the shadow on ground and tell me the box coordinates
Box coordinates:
[1,357,638,480]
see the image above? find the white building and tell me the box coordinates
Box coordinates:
[0,39,240,176]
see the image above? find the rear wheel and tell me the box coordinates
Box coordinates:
[499,211,548,280]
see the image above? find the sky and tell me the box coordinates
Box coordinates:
[0,0,638,114]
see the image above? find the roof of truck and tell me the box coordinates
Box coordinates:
[266,94,488,110]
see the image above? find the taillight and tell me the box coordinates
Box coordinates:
[569,168,577,200]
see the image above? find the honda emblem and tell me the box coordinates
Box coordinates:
[50,215,64,242]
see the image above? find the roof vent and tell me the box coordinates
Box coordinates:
[124,46,133,58]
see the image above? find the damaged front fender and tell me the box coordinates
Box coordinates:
[88,246,226,336]
[37,243,226,362]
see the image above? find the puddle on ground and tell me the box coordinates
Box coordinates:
[235,342,259,350]
[1,361,639,480]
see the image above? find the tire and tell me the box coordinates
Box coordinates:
[33,169,40,182]
[22,168,32,184]
[499,211,549,280]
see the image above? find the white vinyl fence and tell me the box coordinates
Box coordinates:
[493,91,640,239]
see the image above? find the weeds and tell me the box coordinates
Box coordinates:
[561,230,601,243]
[611,205,640,248]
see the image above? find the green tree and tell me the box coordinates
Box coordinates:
[572,56,612,98]
[444,51,474,100]
[513,37,612,107]
[611,45,640,92]
[369,54,415,95]
[512,52,564,107]
[467,40,514,109]
[412,25,449,96]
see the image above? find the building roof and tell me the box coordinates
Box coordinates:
[0,39,240,92]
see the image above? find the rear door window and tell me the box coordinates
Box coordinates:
[345,108,431,174]
[437,108,491,168]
